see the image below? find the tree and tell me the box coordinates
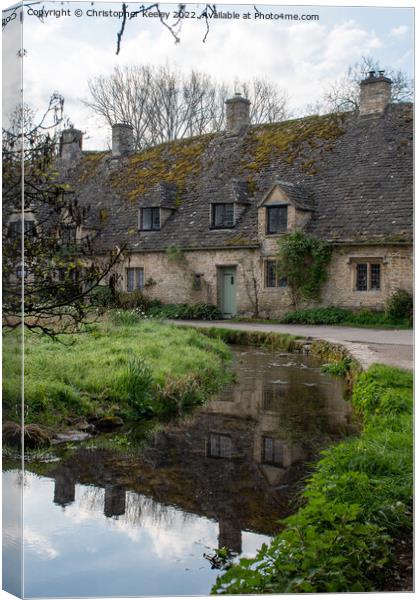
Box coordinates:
[2,95,123,337]
[324,56,413,113]
[276,231,331,309]
[84,64,289,150]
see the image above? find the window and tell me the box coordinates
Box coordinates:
[208,433,232,458]
[263,385,286,411]
[212,203,234,228]
[141,208,160,230]
[265,260,287,288]
[9,219,35,238]
[126,267,144,292]
[266,205,287,234]
[355,262,381,291]
[262,436,284,467]
[61,224,77,246]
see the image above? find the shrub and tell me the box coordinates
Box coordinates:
[147,302,222,321]
[281,306,411,328]
[115,290,162,312]
[282,307,351,324]
[385,289,413,322]
[89,285,115,308]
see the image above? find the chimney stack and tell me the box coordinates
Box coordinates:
[225,93,251,133]
[112,123,134,157]
[60,128,83,160]
[359,71,392,116]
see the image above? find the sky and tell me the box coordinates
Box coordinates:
[2,1,415,149]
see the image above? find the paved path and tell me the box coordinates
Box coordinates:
[170,320,414,371]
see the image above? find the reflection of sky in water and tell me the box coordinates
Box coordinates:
[2,471,23,598]
[20,471,269,597]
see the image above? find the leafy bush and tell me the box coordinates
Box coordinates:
[281,306,411,328]
[147,302,222,320]
[115,290,162,312]
[385,289,413,322]
[213,364,413,594]
[282,307,351,324]
[89,285,115,308]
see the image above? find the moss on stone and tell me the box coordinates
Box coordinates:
[78,152,108,184]
[109,134,215,201]
[241,113,346,176]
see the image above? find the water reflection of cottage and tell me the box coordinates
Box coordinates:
[41,350,355,554]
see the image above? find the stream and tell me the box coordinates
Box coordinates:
[3,345,357,597]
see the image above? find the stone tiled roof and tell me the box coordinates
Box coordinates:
[59,103,413,253]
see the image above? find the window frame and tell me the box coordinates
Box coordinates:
[8,218,36,239]
[353,260,382,292]
[140,207,160,231]
[266,205,288,235]
[265,260,287,289]
[211,203,235,229]
[208,432,232,459]
[262,436,284,467]
[126,267,145,292]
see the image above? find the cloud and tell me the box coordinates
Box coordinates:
[390,25,409,39]
[24,528,60,560]
[3,7,408,149]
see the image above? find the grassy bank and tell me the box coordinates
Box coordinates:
[3,320,231,427]
[176,325,298,351]
[213,363,413,593]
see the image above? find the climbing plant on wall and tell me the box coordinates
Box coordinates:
[277,231,332,308]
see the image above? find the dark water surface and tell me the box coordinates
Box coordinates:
[3,346,357,598]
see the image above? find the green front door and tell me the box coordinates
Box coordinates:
[220,268,237,318]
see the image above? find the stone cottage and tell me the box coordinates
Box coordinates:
[57,72,413,318]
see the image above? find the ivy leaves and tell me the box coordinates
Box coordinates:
[277,231,332,307]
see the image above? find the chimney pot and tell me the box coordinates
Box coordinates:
[225,94,251,134]
[112,123,134,157]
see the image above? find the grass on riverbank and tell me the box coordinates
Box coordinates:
[3,320,231,427]
[176,325,299,351]
[213,363,413,594]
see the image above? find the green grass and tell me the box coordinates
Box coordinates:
[176,325,298,351]
[213,364,413,594]
[2,320,232,427]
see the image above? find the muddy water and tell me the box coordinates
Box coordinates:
[3,346,357,597]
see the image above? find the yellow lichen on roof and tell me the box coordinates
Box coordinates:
[110,133,215,201]
[78,151,108,184]
[241,113,346,175]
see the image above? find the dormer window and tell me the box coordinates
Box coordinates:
[212,203,234,229]
[266,205,287,234]
[140,207,160,231]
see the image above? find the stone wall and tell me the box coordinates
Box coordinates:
[321,244,413,310]
[112,243,412,318]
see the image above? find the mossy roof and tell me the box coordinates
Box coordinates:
[60,103,413,252]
